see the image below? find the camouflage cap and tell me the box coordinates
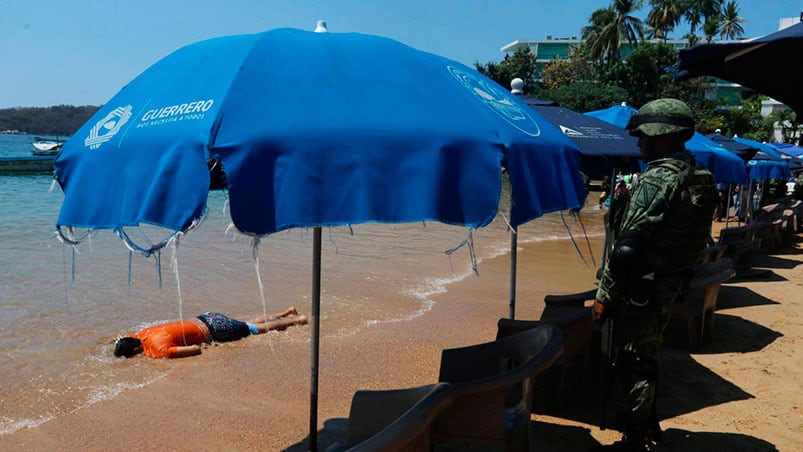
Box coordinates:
[626,98,695,138]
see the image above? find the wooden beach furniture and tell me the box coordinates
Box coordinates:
[432,325,564,451]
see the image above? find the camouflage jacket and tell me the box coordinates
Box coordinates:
[596,149,717,305]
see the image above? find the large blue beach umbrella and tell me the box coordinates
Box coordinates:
[768,142,803,159]
[523,99,641,177]
[586,103,747,184]
[685,133,748,184]
[706,132,759,161]
[584,102,638,128]
[54,27,586,450]
[731,136,795,179]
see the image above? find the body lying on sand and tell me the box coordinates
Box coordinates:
[113,306,308,359]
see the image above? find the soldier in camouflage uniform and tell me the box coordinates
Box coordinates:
[592,99,718,451]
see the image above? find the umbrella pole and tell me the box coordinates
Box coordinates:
[509,227,517,319]
[598,168,616,278]
[725,184,733,228]
[310,226,322,451]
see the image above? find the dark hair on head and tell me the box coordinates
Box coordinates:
[114,337,143,358]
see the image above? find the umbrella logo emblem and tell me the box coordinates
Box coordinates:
[559,125,584,136]
[84,105,133,150]
[447,66,541,137]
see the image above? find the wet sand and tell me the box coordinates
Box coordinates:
[2,224,800,451]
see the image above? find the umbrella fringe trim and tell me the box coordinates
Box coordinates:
[444,229,478,276]
[561,211,590,268]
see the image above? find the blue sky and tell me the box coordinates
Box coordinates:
[1,0,798,108]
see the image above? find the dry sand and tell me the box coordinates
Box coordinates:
[1,223,800,451]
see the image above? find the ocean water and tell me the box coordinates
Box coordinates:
[0,133,605,435]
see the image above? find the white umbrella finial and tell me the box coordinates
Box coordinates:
[510,78,524,94]
[315,20,328,33]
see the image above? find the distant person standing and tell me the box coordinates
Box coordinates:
[593,99,718,451]
[599,175,612,208]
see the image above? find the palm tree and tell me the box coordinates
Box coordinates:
[703,16,720,42]
[682,0,723,37]
[719,1,746,40]
[647,0,683,42]
[585,0,645,64]
[582,7,616,43]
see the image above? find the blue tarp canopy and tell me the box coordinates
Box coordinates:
[675,22,803,115]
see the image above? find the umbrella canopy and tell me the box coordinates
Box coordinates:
[516,97,640,178]
[524,102,640,158]
[685,133,748,184]
[675,22,803,115]
[768,142,803,158]
[585,104,747,184]
[584,102,638,128]
[746,159,792,180]
[730,136,784,158]
[728,136,793,179]
[706,132,759,161]
[56,29,586,237]
[54,27,586,450]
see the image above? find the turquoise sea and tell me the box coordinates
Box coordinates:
[0,133,604,437]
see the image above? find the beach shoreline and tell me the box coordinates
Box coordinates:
[1,220,800,451]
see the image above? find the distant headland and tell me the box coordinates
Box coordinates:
[0,105,100,136]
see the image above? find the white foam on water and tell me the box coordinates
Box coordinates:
[83,373,169,406]
[0,415,56,436]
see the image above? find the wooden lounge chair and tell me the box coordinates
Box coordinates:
[326,383,455,452]
[432,325,564,451]
[669,262,735,351]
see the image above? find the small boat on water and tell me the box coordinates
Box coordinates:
[31,137,66,155]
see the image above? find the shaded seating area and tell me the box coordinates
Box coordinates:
[667,258,735,351]
[330,325,564,451]
[716,221,772,280]
[432,325,564,451]
[755,201,800,247]
[325,383,455,452]
[496,290,595,412]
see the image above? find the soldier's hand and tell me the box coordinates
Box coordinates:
[592,299,608,322]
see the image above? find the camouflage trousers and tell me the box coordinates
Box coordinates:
[612,274,683,440]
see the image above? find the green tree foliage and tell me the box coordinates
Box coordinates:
[475,48,539,93]
[539,42,605,88]
[719,1,746,40]
[584,0,645,64]
[682,0,723,37]
[703,16,720,42]
[605,42,705,107]
[0,105,99,136]
[647,0,683,41]
[536,81,629,112]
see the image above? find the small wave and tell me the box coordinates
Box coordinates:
[0,415,55,436]
[82,372,169,406]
